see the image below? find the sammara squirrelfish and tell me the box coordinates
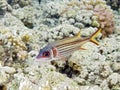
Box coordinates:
[36,29,101,62]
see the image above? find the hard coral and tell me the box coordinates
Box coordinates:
[93,4,114,38]
[105,0,120,10]
[8,0,31,8]
[81,0,114,38]
[60,0,114,38]
[0,29,28,66]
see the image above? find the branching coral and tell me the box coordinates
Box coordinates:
[0,29,29,66]
[60,0,114,38]
[84,0,114,38]
[93,4,114,38]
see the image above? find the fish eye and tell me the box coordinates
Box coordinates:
[43,51,50,57]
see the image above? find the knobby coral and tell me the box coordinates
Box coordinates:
[93,4,114,38]
[0,29,29,66]
[60,0,114,38]
[0,0,12,15]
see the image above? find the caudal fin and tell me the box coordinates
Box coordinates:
[90,28,102,45]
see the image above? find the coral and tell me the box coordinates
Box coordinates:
[0,0,8,11]
[0,0,12,16]
[19,0,31,7]
[2,66,16,74]
[82,0,114,38]
[38,72,79,89]
[21,33,32,43]
[100,80,110,90]
[114,11,120,34]
[0,63,15,86]
[12,6,34,28]
[60,0,114,38]
[80,27,98,37]
[0,69,9,85]
[98,36,119,55]
[105,0,120,10]
[38,1,63,28]
[8,0,31,8]
[60,0,94,29]
[93,4,114,38]
[0,45,5,65]
[41,1,62,18]
[79,85,102,90]
[0,0,120,90]
[6,62,79,90]
[19,79,36,90]
[111,62,120,71]
[41,24,80,42]
[0,29,28,65]
[107,73,120,86]
[59,33,120,89]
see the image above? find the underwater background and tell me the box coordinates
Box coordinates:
[0,0,120,90]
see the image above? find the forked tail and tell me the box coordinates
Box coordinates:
[89,28,102,45]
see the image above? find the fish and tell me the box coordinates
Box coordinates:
[36,28,101,62]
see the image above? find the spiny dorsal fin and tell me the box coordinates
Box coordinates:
[76,31,81,38]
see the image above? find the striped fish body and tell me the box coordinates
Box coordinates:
[36,29,101,62]
[54,37,89,58]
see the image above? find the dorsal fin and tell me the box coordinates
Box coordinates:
[76,31,81,38]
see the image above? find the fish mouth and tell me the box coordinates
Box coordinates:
[36,54,50,60]
[36,55,41,59]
